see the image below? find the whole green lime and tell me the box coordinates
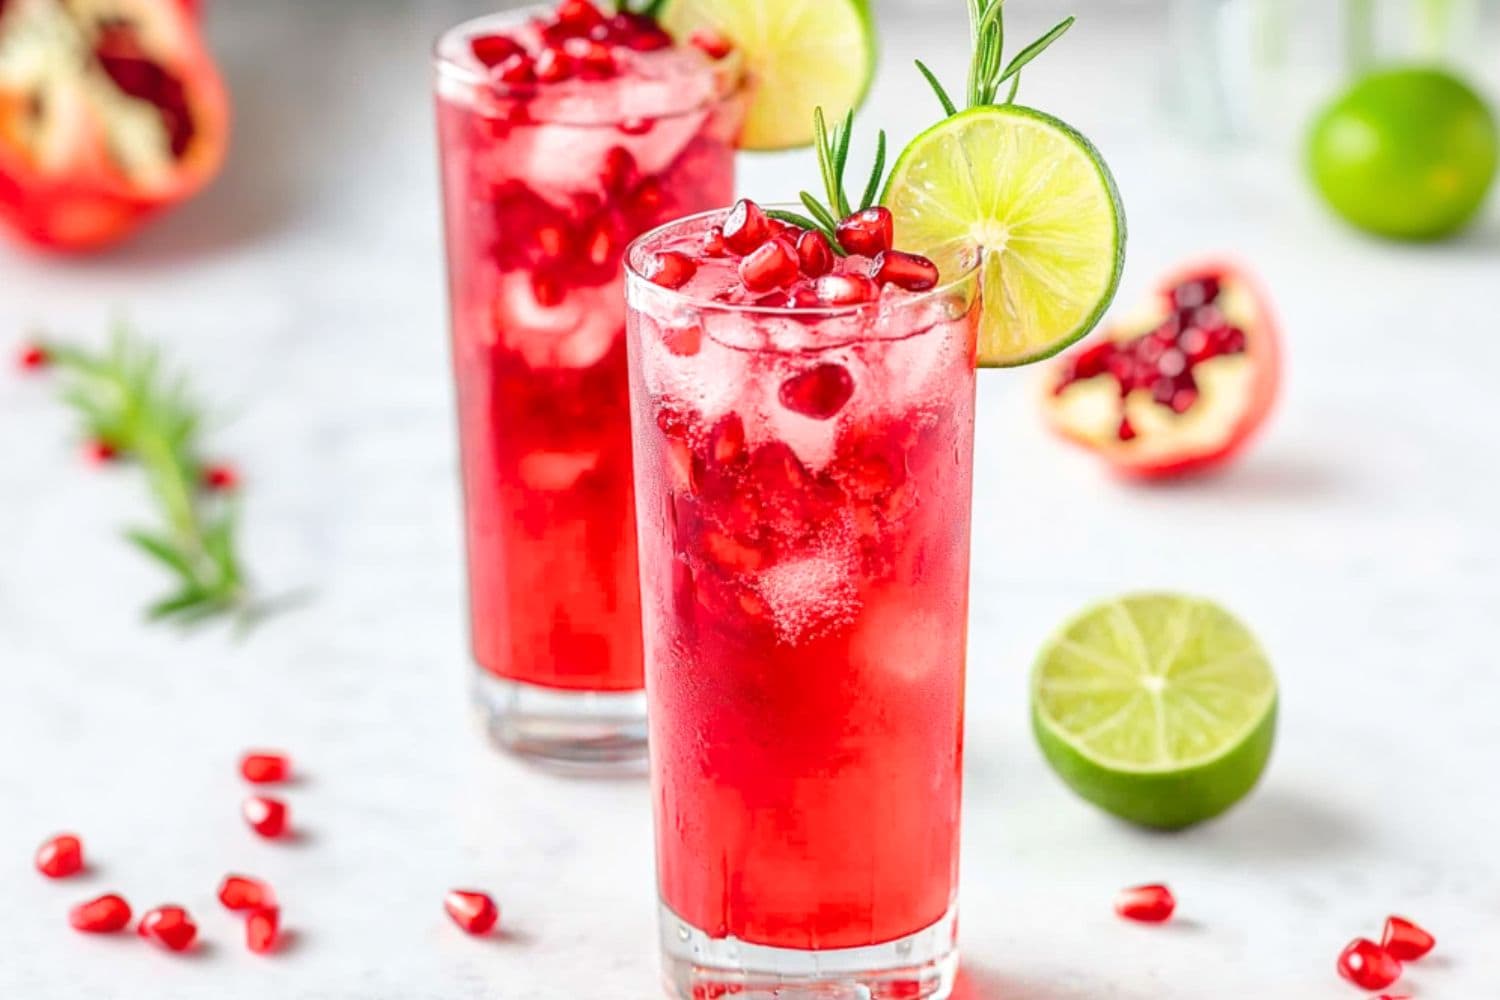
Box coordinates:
[1307,67,1498,240]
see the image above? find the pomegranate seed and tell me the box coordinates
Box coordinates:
[835,207,894,256]
[202,463,239,492]
[613,14,672,51]
[722,199,769,255]
[1117,417,1137,441]
[36,833,84,878]
[445,890,501,935]
[240,750,290,784]
[18,343,49,371]
[814,273,879,306]
[870,250,940,292]
[218,874,275,911]
[532,272,564,307]
[796,230,834,277]
[1338,938,1402,991]
[778,363,855,420]
[1114,884,1176,923]
[601,146,637,195]
[710,414,746,464]
[246,907,280,954]
[619,116,653,135]
[554,0,604,32]
[69,894,132,933]
[84,439,117,464]
[1381,916,1435,962]
[1170,385,1199,414]
[1171,275,1221,311]
[492,52,536,85]
[662,322,703,357]
[690,29,734,60]
[702,226,727,257]
[564,37,616,78]
[138,905,197,952]
[643,251,697,290]
[534,45,572,82]
[243,796,289,839]
[470,33,524,68]
[739,237,799,292]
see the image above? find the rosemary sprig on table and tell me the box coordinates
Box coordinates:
[27,327,255,628]
[765,107,888,254]
[916,0,1076,114]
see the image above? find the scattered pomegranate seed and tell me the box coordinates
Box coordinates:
[643,251,697,290]
[219,874,275,911]
[814,274,879,306]
[240,750,290,784]
[690,29,734,60]
[722,199,769,255]
[84,439,118,465]
[534,45,572,83]
[138,905,198,952]
[445,890,501,935]
[1339,938,1402,991]
[246,907,280,955]
[18,343,50,371]
[702,226,727,257]
[739,237,800,292]
[35,833,84,878]
[492,52,537,85]
[243,796,289,839]
[69,893,132,933]
[836,207,894,256]
[1114,884,1176,923]
[796,230,834,277]
[470,33,524,68]
[202,463,239,492]
[778,363,855,420]
[871,250,940,292]
[1381,916,1435,962]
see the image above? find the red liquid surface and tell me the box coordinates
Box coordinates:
[436,24,740,691]
[628,230,979,948]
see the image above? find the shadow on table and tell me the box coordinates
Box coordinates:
[1158,786,1367,862]
[954,963,1148,1000]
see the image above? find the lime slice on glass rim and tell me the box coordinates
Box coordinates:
[1031,593,1278,830]
[882,104,1126,367]
[657,0,876,150]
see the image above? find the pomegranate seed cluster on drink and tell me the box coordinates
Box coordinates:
[435,0,742,700]
[626,207,978,949]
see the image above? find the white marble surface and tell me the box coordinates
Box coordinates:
[2,1,1498,997]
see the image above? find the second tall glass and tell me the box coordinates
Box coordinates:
[626,210,981,998]
[434,8,743,767]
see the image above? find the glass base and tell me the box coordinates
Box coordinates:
[473,671,647,774]
[660,902,958,1000]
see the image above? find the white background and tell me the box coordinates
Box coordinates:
[2,1,1498,997]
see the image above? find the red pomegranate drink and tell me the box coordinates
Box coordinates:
[626,202,980,997]
[434,2,742,766]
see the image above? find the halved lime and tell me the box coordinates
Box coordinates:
[882,105,1125,367]
[1032,593,1277,830]
[657,0,876,151]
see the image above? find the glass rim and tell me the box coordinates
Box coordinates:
[431,5,747,128]
[624,206,981,320]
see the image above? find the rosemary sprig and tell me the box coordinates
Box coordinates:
[766,107,888,253]
[28,325,256,628]
[611,0,667,18]
[916,0,1076,115]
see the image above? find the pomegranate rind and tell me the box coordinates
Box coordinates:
[882,104,1126,367]
[1031,593,1278,830]
[1041,260,1280,479]
[657,0,875,151]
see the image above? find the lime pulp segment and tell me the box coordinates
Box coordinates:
[657,0,875,151]
[882,105,1126,367]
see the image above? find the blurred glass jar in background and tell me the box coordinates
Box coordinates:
[1166,0,1497,147]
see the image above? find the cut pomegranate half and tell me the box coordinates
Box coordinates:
[0,0,230,251]
[1041,260,1280,479]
